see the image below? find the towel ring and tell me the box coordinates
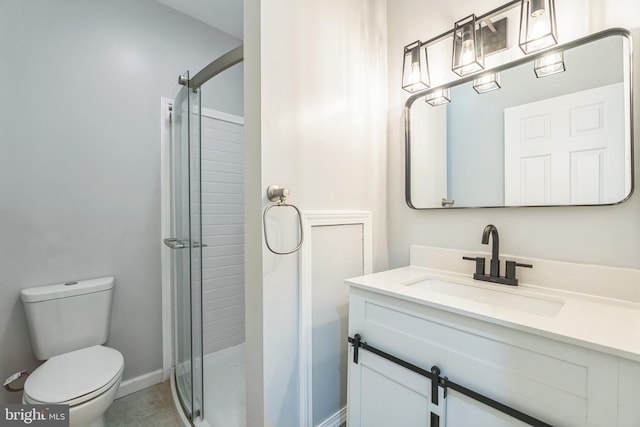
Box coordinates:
[263,185,304,255]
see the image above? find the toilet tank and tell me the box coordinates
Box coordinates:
[21,277,115,360]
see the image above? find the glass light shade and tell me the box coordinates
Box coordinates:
[519,0,558,54]
[425,88,451,106]
[452,14,484,76]
[473,72,501,94]
[534,51,565,77]
[402,41,430,93]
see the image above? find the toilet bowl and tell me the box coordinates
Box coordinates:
[21,277,124,427]
[22,346,124,427]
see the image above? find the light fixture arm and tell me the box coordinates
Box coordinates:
[421,0,520,48]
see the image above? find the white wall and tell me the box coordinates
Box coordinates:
[256,0,389,425]
[243,0,264,424]
[200,113,245,355]
[388,0,640,270]
[0,0,242,404]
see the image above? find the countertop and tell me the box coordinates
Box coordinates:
[346,265,640,362]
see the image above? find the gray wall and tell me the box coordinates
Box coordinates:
[446,36,624,206]
[0,0,242,403]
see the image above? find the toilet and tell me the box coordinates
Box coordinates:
[21,277,124,427]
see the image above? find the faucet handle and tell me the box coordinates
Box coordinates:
[463,256,486,276]
[505,260,533,280]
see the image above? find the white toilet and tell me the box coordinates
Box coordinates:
[21,277,124,427]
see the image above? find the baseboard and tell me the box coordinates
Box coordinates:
[115,369,164,399]
[317,407,347,427]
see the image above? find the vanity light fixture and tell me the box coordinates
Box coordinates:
[400,1,512,92]
[425,88,451,106]
[473,72,501,93]
[452,14,484,76]
[519,0,558,54]
[401,0,562,92]
[534,51,565,77]
[402,41,430,93]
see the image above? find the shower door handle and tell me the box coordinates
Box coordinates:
[163,238,189,249]
[163,238,208,249]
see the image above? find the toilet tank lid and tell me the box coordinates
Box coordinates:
[21,276,114,303]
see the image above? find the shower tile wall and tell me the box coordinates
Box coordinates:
[201,112,245,355]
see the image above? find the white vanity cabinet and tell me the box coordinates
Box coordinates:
[346,287,640,427]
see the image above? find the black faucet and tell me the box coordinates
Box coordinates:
[463,224,532,286]
[482,224,500,277]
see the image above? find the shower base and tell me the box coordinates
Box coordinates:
[204,343,246,427]
[171,343,246,427]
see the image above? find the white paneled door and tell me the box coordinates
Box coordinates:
[347,350,435,427]
[504,83,625,206]
[299,211,373,427]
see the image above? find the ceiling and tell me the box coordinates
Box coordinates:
[155,0,243,39]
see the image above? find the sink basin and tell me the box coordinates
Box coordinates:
[408,278,564,318]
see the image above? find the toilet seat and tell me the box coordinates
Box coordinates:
[24,345,124,406]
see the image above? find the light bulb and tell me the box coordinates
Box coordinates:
[519,0,557,54]
[460,25,475,66]
[534,51,565,78]
[473,72,501,93]
[426,88,451,106]
[526,14,550,51]
[461,39,475,66]
[452,15,483,76]
[411,61,421,84]
[530,13,549,39]
[538,54,553,67]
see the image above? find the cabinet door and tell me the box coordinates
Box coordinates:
[346,344,531,427]
[445,392,530,427]
[347,346,445,427]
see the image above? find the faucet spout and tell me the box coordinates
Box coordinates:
[463,224,532,286]
[481,224,500,277]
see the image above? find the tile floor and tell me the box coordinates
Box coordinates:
[106,344,245,427]
[105,380,180,427]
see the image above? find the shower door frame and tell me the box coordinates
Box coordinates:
[160,96,203,427]
[160,44,244,427]
[164,76,205,423]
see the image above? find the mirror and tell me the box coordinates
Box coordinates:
[406,29,633,209]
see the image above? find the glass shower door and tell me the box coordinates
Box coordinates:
[167,71,204,422]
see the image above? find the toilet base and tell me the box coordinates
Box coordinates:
[23,376,121,427]
[67,376,120,427]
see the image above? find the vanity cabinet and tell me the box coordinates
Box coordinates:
[346,287,640,427]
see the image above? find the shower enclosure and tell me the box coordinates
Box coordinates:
[164,46,244,427]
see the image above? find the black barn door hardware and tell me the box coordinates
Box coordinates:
[348,334,553,427]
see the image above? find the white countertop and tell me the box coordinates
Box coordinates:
[346,264,640,362]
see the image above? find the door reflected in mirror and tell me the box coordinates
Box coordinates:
[406,30,633,209]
